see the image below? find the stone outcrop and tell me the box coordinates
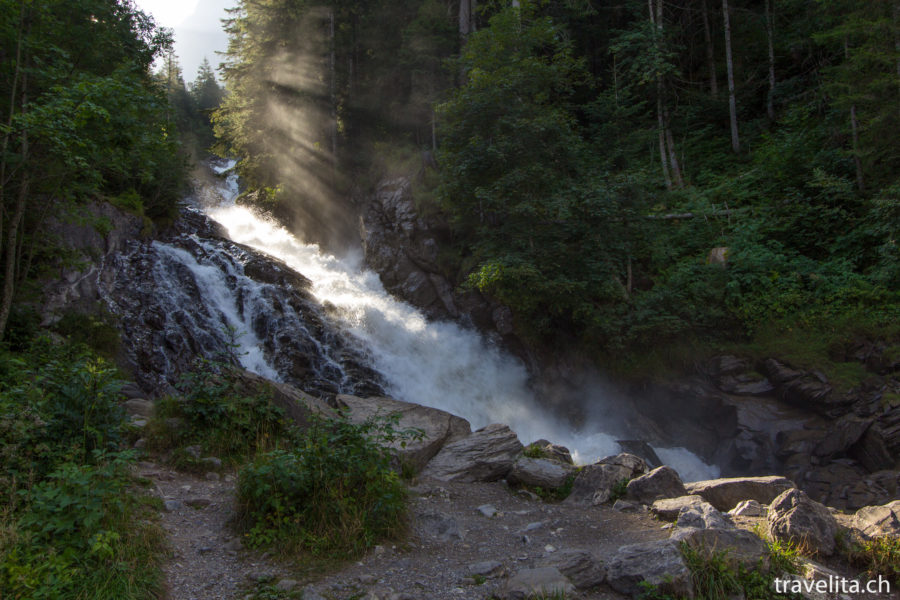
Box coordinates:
[566,453,649,505]
[626,466,687,505]
[685,476,796,511]
[507,457,575,490]
[767,489,839,556]
[854,500,900,538]
[420,424,523,482]
[651,495,707,521]
[360,177,507,334]
[336,394,471,471]
[606,540,693,599]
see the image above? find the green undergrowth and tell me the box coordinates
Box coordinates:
[143,358,299,467]
[848,535,900,586]
[0,337,165,599]
[235,414,415,559]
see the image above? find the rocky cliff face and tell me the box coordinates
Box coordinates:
[43,202,384,399]
[359,177,515,339]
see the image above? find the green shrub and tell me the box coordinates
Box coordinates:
[0,339,165,600]
[146,359,297,464]
[0,339,125,484]
[236,415,409,558]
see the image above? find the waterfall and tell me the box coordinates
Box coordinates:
[198,164,719,481]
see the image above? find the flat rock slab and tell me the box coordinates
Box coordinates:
[651,495,706,521]
[507,456,575,489]
[338,394,471,471]
[854,500,900,538]
[684,475,795,511]
[503,567,574,600]
[421,423,523,482]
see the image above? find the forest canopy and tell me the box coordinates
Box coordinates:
[211,0,900,363]
[0,0,187,340]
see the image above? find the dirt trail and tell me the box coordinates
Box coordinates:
[139,459,668,600]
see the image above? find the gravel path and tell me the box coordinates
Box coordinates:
[138,458,668,600]
[137,462,289,600]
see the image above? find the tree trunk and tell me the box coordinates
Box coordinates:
[722,0,740,153]
[894,1,900,117]
[665,106,684,188]
[701,0,718,97]
[765,0,776,121]
[657,99,673,189]
[650,0,673,189]
[0,70,27,342]
[843,38,864,192]
[329,10,337,168]
[459,0,471,38]
[850,103,865,193]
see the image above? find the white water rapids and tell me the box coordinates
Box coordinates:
[198,164,719,481]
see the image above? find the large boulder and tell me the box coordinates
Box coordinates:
[606,540,693,599]
[671,527,769,570]
[566,453,649,505]
[651,495,707,522]
[420,424,523,482]
[854,500,900,538]
[684,476,795,511]
[627,466,687,505]
[767,489,839,556]
[539,549,606,590]
[507,457,575,490]
[502,567,574,600]
[336,394,471,471]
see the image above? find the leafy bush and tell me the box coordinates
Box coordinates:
[236,415,409,557]
[0,339,125,486]
[146,359,296,464]
[0,339,165,600]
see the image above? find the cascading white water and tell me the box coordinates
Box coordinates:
[202,164,719,481]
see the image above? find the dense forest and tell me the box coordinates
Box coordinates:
[214,0,900,370]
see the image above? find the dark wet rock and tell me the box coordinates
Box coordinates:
[508,457,575,490]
